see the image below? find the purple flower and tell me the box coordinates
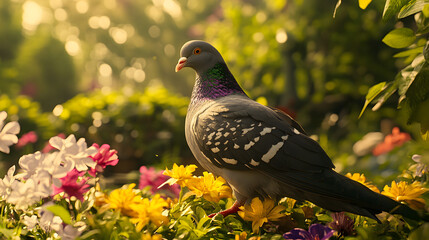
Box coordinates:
[283,224,334,240]
[139,166,180,197]
[329,212,354,236]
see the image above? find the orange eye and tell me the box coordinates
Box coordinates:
[193,48,201,55]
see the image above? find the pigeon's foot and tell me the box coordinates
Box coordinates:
[208,201,242,218]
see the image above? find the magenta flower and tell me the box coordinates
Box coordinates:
[139,166,180,197]
[283,224,334,240]
[88,143,119,176]
[16,131,38,148]
[52,169,90,202]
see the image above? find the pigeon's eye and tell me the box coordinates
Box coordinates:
[193,48,201,55]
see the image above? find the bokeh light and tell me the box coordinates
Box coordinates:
[22,1,43,32]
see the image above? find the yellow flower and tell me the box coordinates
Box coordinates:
[185,172,232,202]
[131,194,169,231]
[382,181,429,210]
[141,233,162,240]
[359,0,372,9]
[162,163,197,187]
[106,183,141,217]
[238,198,286,233]
[346,173,380,193]
[235,231,247,240]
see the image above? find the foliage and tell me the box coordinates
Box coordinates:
[0,1,23,97]
[205,0,398,133]
[0,122,428,240]
[358,0,429,139]
[0,87,191,174]
[0,95,55,173]
[15,30,78,110]
[52,86,190,172]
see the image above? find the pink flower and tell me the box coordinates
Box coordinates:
[53,169,90,202]
[372,127,411,156]
[139,166,180,197]
[16,131,38,148]
[88,143,118,176]
[42,133,65,153]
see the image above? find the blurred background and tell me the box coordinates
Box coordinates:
[0,0,425,186]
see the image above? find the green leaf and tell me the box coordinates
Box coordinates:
[424,41,429,61]
[46,204,72,225]
[359,82,386,118]
[372,81,398,111]
[316,213,333,222]
[422,130,429,140]
[79,230,101,239]
[382,28,416,48]
[195,206,206,220]
[196,216,211,230]
[409,222,429,240]
[405,65,429,135]
[423,3,429,17]
[383,0,411,20]
[398,0,429,19]
[394,46,424,58]
[398,60,425,102]
[0,226,14,238]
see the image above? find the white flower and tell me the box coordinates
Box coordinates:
[19,152,45,179]
[41,152,74,185]
[352,132,384,156]
[49,135,97,171]
[39,202,63,232]
[23,215,38,230]
[7,179,37,209]
[7,171,52,209]
[57,224,83,240]
[0,166,17,198]
[19,151,74,187]
[411,154,429,177]
[0,111,20,154]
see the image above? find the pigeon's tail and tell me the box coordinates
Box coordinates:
[316,171,425,222]
[390,203,429,222]
[276,169,426,222]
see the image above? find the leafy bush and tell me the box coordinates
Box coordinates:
[358,0,429,139]
[0,87,191,174]
[51,87,190,172]
[0,95,54,172]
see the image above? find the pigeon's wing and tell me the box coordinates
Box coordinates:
[268,106,307,136]
[190,95,363,202]
[192,95,335,173]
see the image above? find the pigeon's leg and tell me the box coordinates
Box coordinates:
[208,200,242,218]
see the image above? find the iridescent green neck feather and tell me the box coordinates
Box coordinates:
[190,63,246,105]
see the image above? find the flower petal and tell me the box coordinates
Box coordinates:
[309,224,334,240]
[2,121,20,134]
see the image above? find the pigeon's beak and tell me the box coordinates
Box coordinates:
[175,57,187,72]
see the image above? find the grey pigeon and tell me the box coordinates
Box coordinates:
[176,40,421,221]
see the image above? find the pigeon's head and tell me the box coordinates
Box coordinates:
[175,40,225,73]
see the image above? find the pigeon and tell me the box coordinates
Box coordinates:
[175,40,422,221]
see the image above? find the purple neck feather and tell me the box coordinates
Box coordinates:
[190,63,246,106]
